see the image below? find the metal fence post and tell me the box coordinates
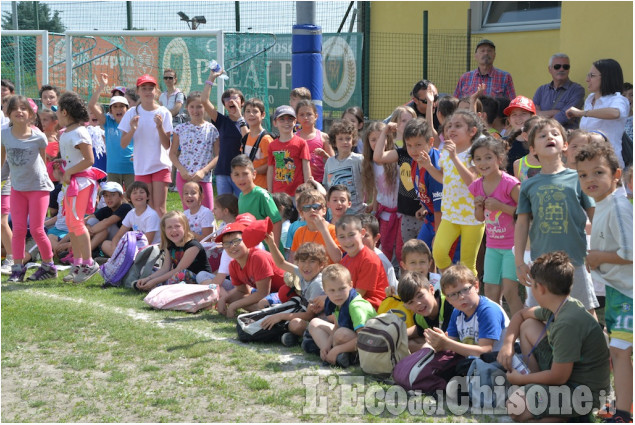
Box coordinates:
[361,1,370,117]
[466,8,472,72]
[423,10,428,80]
[126,2,132,30]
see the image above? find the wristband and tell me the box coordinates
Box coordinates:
[205,80,214,86]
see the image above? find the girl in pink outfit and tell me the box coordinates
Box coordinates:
[295,100,333,183]
[468,136,522,316]
[57,91,103,283]
[1,96,56,282]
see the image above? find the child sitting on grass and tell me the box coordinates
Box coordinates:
[496,252,610,422]
[398,271,454,353]
[307,264,377,368]
[263,234,328,347]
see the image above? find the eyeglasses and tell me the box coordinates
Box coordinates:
[222,238,242,249]
[163,76,175,80]
[552,64,570,70]
[301,203,324,212]
[414,94,439,104]
[587,73,601,79]
[445,284,474,301]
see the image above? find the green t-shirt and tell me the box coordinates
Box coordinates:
[534,298,610,406]
[238,186,282,223]
[334,294,377,331]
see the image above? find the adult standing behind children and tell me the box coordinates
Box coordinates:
[567,58,630,168]
[202,66,248,197]
[532,53,585,130]
[88,73,135,190]
[454,39,515,100]
[158,68,185,125]
[118,74,173,217]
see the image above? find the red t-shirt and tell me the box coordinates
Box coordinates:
[229,247,285,293]
[340,246,388,310]
[267,135,310,196]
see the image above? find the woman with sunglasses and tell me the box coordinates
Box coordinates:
[567,59,630,167]
[159,68,186,125]
[532,53,585,131]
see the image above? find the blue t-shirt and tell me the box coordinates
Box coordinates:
[285,219,307,250]
[446,295,508,352]
[104,114,134,174]
[212,113,243,176]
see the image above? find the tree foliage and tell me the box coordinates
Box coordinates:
[1,1,66,32]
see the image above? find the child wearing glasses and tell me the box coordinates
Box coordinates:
[214,218,286,318]
[424,264,509,357]
[231,154,282,250]
[290,190,342,264]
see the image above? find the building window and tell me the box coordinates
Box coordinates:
[472,1,561,33]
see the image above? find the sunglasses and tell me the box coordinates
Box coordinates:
[414,94,439,104]
[163,76,175,80]
[301,203,324,212]
[552,64,570,70]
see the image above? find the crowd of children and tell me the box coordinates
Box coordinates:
[1,61,633,422]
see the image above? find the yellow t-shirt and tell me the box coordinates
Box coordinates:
[440,150,481,225]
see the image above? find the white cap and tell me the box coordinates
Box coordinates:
[100,181,124,194]
[109,96,129,107]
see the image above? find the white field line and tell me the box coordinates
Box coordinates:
[26,290,322,368]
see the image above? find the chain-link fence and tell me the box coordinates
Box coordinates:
[0,33,43,99]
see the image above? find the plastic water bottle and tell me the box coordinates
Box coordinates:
[512,354,530,375]
[208,60,229,80]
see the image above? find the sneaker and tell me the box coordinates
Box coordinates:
[73,262,100,283]
[7,264,26,282]
[301,330,320,355]
[1,258,14,275]
[335,352,351,368]
[63,265,80,282]
[59,251,74,265]
[281,332,300,347]
[27,263,58,281]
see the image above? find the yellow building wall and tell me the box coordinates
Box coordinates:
[368,1,633,119]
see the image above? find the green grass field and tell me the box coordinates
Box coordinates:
[1,192,503,422]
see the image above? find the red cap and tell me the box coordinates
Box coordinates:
[136,74,157,87]
[504,96,536,116]
[215,213,273,248]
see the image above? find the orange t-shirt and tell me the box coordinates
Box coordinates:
[291,224,340,263]
[243,132,272,189]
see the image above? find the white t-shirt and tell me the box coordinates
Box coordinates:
[59,126,93,192]
[580,92,630,167]
[184,206,215,236]
[118,105,173,175]
[122,205,161,244]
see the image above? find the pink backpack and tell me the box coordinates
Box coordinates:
[144,283,220,313]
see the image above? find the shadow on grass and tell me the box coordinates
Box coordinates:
[1,281,66,292]
[166,338,218,352]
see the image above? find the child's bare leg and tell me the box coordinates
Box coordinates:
[332,327,356,349]
[288,318,308,336]
[152,181,168,218]
[502,278,524,317]
[90,229,109,253]
[484,283,502,305]
[610,345,633,413]
[518,318,546,373]
[408,337,426,353]
[257,298,270,309]
[308,317,335,351]
[1,214,12,258]
[101,240,115,257]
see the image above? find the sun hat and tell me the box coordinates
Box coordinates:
[503,96,536,116]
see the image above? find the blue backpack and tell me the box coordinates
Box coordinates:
[99,231,148,286]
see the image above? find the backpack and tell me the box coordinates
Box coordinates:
[144,283,220,313]
[122,244,164,289]
[377,296,415,327]
[392,347,464,394]
[357,313,410,379]
[240,130,270,162]
[99,231,148,286]
[236,297,305,343]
